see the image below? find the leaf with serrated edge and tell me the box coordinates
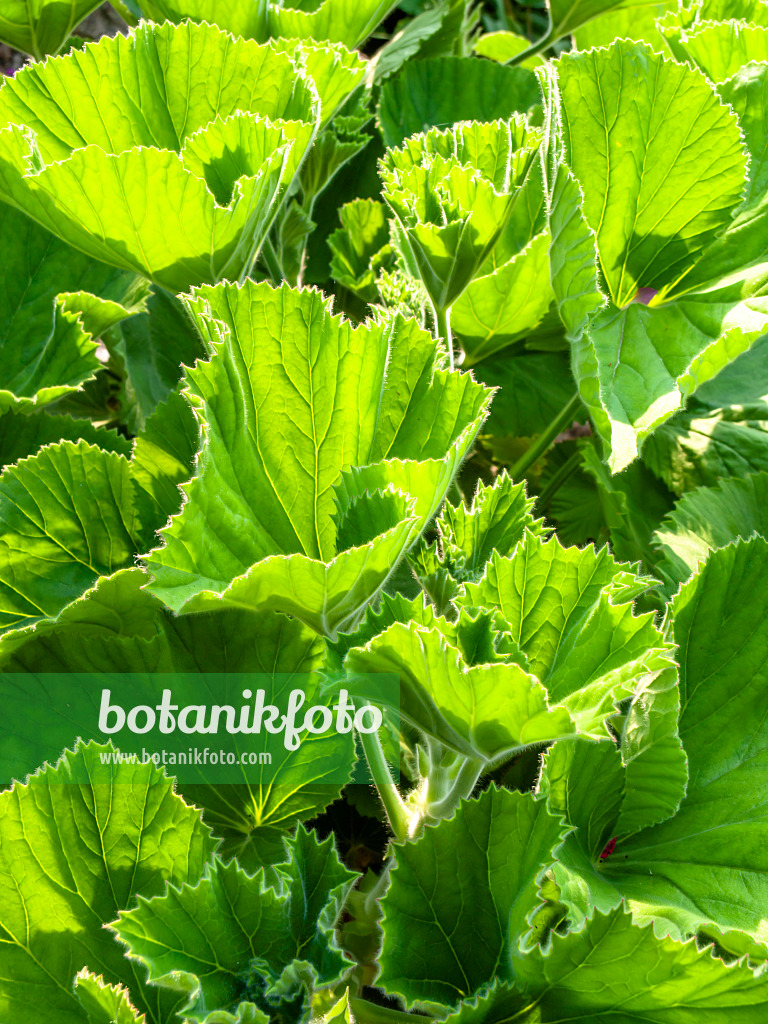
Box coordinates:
[112,829,355,1021]
[0,741,215,1024]
[443,908,768,1022]
[0,23,364,291]
[0,441,140,635]
[460,533,673,736]
[379,787,570,1010]
[144,281,491,637]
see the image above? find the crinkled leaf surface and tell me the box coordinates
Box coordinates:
[0,741,215,1024]
[0,441,140,635]
[145,280,491,637]
[460,533,672,736]
[379,788,569,1010]
[538,0,663,47]
[113,829,355,1021]
[552,538,768,943]
[551,38,745,305]
[269,0,400,47]
[137,0,269,40]
[0,410,130,469]
[435,471,545,582]
[452,232,555,364]
[541,41,762,471]
[328,198,392,303]
[679,22,768,83]
[129,390,199,546]
[381,120,543,314]
[642,336,768,493]
[0,22,334,292]
[0,576,354,872]
[118,287,206,430]
[74,971,144,1024]
[345,617,576,763]
[580,280,768,472]
[446,909,768,1022]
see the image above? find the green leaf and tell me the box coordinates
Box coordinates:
[434,470,546,582]
[0,22,334,292]
[0,441,140,634]
[541,666,689,926]
[572,2,674,50]
[118,287,206,430]
[474,30,547,68]
[269,0,400,48]
[582,281,768,472]
[641,337,768,492]
[679,63,768,291]
[74,971,144,1024]
[376,56,540,149]
[381,120,542,314]
[367,2,452,82]
[541,41,763,471]
[145,280,491,637]
[378,787,569,1009]
[0,741,215,1024]
[345,619,576,764]
[593,538,768,942]
[548,41,746,309]
[130,390,199,545]
[113,830,356,1021]
[451,232,555,364]
[137,0,269,41]
[473,351,575,438]
[456,908,768,1022]
[298,95,371,205]
[328,198,392,303]
[578,440,675,567]
[0,0,102,57]
[654,471,768,590]
[0,410,131,469]
[678,22,768,83]
[539,61,603,344]
[0,205,146,412]
[319,991,354,1023]
[461,533,672,736]
[536,0,667,51]
[0,575,354,869]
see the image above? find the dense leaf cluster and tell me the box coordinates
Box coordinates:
[1,0,768,1021]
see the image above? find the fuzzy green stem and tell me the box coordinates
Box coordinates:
[425,754,485,821]
[357,727,409,843]
[509,392,581,481]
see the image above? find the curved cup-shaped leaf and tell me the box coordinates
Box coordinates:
[381,119,543,315]
[145,281,492,638]
[139,0,270,41]
[137,0,398,48]
[0,22,367,292]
